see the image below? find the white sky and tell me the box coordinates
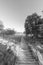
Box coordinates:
[0,0,43,32]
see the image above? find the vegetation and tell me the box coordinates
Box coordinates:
[24,13,43,40]
[2,29,16,35]
[0,12,43,65]
[0,43,16,65]
[0,20,4,31]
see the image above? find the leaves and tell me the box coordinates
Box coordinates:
[0,43,16,65]
[24,13,43,39]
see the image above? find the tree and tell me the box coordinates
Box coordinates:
[0,20,4,31]
[24,13,43,39]
[38,19,43,38]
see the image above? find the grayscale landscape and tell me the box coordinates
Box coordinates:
[0,0,43,65]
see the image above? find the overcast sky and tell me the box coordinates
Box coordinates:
[0,0,43,32]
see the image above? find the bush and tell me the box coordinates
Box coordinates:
[0,43,17,65]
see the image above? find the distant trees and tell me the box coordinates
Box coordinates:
[0,20,4,31]
[24,13,43,39]
[0,21,16,37]
[2,28,16,35]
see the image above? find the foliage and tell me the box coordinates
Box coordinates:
[4,48,16,65]
[24,13,43,39]
[0,43,17,65]
[2,29,16,35]
[0,20,4,30]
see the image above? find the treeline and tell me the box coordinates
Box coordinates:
[0,21,16,36]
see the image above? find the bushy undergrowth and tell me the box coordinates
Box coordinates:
[0,43,17,65]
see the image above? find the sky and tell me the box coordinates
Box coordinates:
[0,0,43,32]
